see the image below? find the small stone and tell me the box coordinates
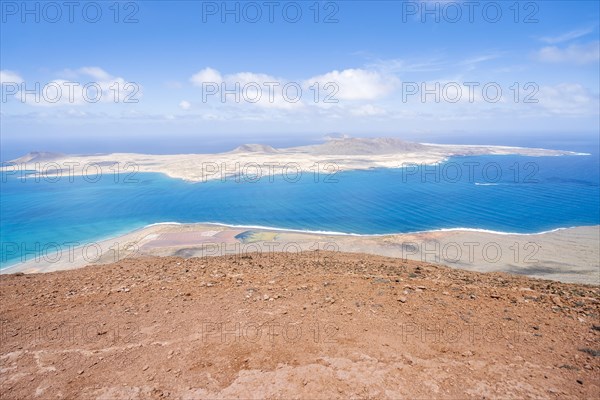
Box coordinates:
[576,379,583,385]
[552,297,563,306]
[143,365,149,371]
[77,370,84,375]
[397,297,407,303]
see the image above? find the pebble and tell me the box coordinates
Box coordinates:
[397,297,407,303]
[552,296,563,306]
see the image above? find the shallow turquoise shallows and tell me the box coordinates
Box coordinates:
[1,154,599,268]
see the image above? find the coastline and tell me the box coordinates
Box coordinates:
[3,222,598,285]
[160,222,586,237]
[2,139,597,282]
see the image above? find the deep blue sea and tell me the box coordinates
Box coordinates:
[1,151,599,269]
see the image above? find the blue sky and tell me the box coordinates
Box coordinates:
[1,0,599,158]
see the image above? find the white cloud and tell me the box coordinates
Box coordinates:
[368,58,446,73]
[190,67,223,86]
[11,67,141,107]
[188,67,400,114]
[78,66,112,81]
[459,54,501,66]
[190,68,303,110]
[351,104,387,116]
[536,83,599,116]
[0,70,23,85]
[535,42,599,64]
[305,69,398,101]
[179,100,191,110]
[540,27,595,44]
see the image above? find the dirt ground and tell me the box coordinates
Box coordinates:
[1,252,599,399]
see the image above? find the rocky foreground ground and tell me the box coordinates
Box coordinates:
[1,252,599,399]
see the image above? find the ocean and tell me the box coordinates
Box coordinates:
[1,151,599,269]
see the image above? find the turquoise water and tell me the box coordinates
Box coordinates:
[1,154,599,268]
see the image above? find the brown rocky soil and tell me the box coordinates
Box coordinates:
[1,252,599,399]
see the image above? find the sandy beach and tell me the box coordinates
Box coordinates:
[3,223,598,285]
